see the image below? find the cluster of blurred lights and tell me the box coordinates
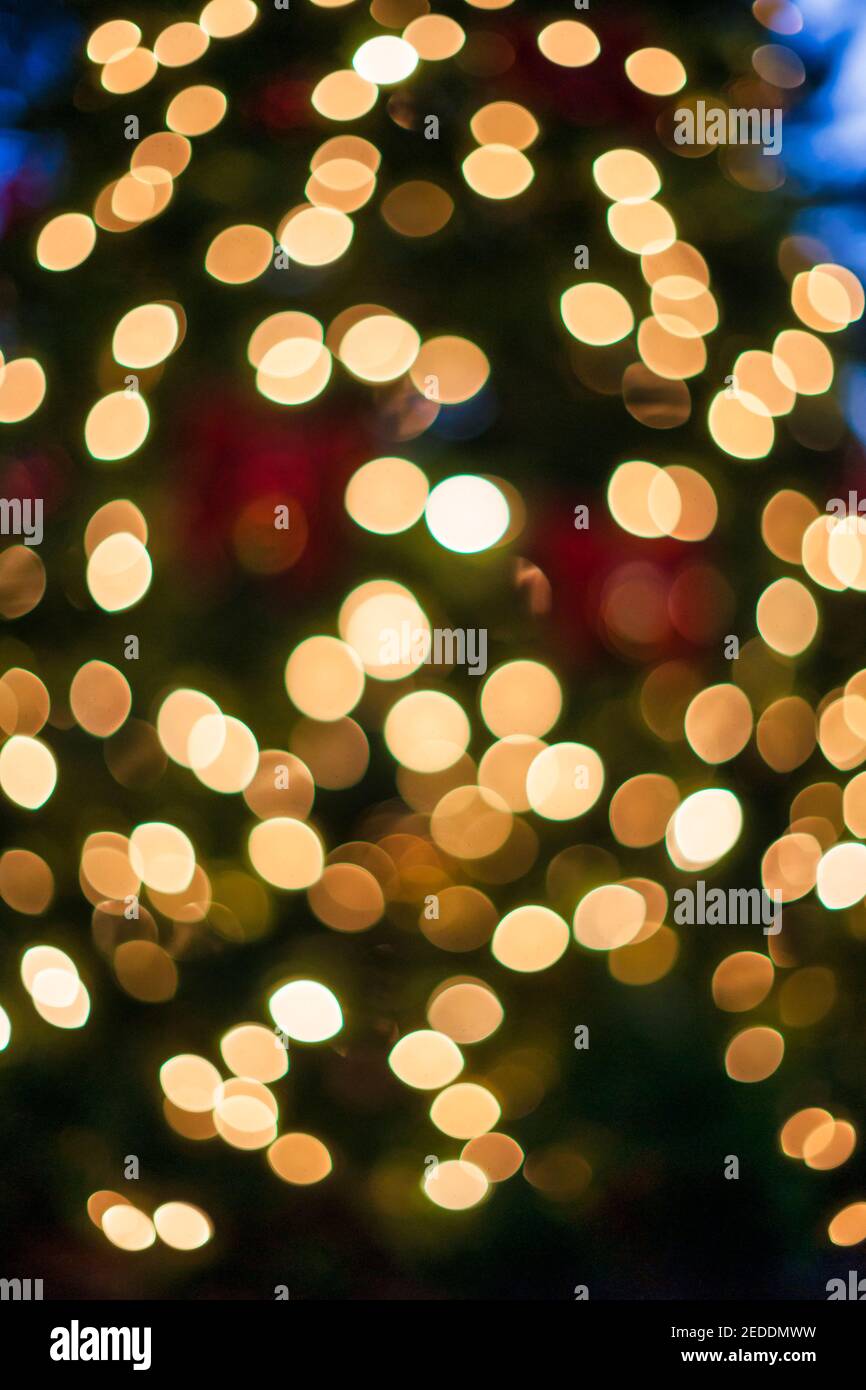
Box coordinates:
[144,990,336,1189]
[86,2,256,93]
[554,61,866,1261]
[781,1106,856,1171]
[26,1,260,420]
[4,0,866,1257]
[20,945,90,1029]
[607,459,717,541]
[88,1190,213,1252]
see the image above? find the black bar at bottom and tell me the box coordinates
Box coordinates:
[0,1297,861,1373]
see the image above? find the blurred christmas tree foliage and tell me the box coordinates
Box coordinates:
[1,0,865,1299]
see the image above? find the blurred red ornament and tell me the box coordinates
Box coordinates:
[175,383,370,593]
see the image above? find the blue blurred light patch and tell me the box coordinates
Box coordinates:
[794,207,866,281]
[846,366,866,447]
[0,2,80,227]
[429,388,499,442]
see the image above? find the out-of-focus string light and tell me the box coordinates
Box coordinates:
[248,818,324,890]
[389,1030,463,1088]
[205,224,273,283]
[353,36,418,85]
[268,1134,332,1185]
[492,905,570,973]
[269,980,342,1043]
[424,475,508,552]
[154,22,210,68]
[404,15,465,62]
[200,0,258,40]
[624,47,687,95]
[86,532,152,612]
[560,282,633,345]
[461,144,534,199]
[345,456,429,534]
[537,20,600,68]
[285,636,365,720]
[166,85,227,136]
[670,789,743,868]
[102,48,158,95]
[153,1202,213,1249]
[36,213,96,271]
[0,359,46,423]
[0,736,58,809]
[86,20,141,64]
[312,70,377,121]
[113,303,179,366]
